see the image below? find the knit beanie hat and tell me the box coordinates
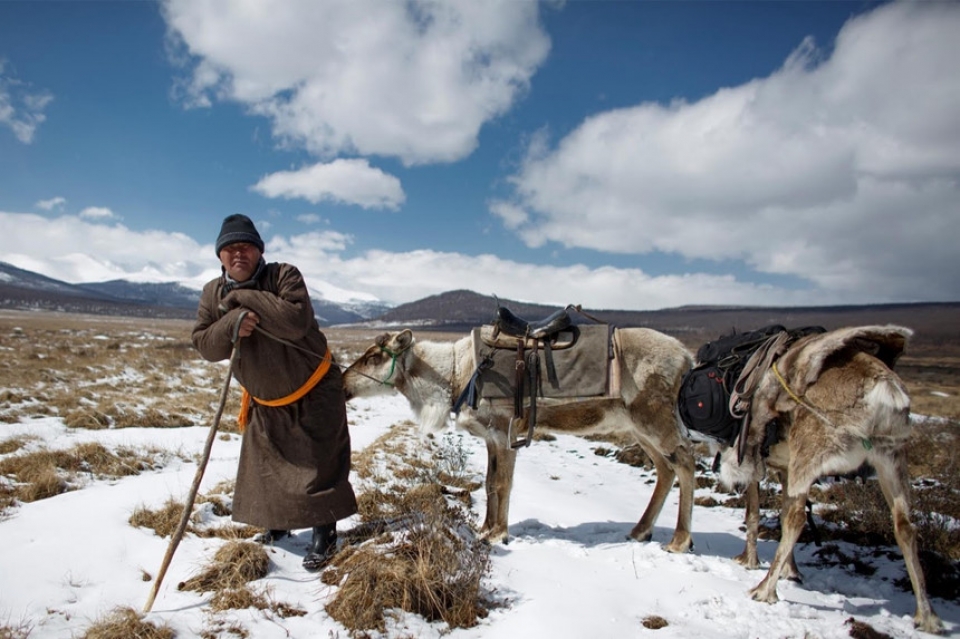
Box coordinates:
[215,214,264,256]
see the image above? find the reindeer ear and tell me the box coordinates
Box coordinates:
[375,333,389,348]
[396,329,414,350]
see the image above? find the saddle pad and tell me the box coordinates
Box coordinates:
[471,324,612,399]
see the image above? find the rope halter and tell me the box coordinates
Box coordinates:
[377,344,406,386]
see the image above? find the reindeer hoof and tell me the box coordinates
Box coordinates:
[479,528,509,545]
[627,527,653,543]
[664,537,693,554]
[915,614,944,635]
[748,582,779,604]
[733,552,760,570]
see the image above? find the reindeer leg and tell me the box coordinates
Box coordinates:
[479,433,516,544]
[778,470,802,582]
[872,449,943,634]
[750,487,807,603]
[734,481,761,569]
[665,446,695,553]
[628,446,672,543]
[629,446,693,553]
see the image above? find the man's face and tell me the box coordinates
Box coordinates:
[219,242,261,282]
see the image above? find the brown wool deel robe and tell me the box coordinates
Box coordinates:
[192,262,357,530]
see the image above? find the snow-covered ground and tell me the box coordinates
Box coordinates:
[1,395,957,638]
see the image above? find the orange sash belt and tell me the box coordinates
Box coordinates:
[237,347,332,432]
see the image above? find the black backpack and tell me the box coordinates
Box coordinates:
[677,324,824,445]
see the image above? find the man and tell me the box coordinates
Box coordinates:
[192,213,357,572]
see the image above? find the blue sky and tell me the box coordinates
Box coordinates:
[2,0,958,310]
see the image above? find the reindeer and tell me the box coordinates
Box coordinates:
[717,325,943,634]
[342,326,697,552]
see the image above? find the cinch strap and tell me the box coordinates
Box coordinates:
[237,347,332,431]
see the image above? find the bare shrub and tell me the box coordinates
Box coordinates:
[78,606,174,639]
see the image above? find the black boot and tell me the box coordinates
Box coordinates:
[254,529,289,545]
[302,523,337,572]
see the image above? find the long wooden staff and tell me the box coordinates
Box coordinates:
[143,342,240,613]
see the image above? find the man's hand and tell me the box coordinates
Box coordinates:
[234,309,260,339]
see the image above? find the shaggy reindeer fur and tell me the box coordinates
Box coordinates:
[718,325,942,634]
[342,328,697,552]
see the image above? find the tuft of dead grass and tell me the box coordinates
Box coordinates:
[129,495,257,541]
[129,498,185,538]
[0,436,34,455]
[326,427,491,635]
[207,586,307,617]
[0,441,157,505]
[63,408,112,430]
[77,606,174,639]
[174,539,306,622]
[178,541,270,593]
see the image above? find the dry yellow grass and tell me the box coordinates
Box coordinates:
[0,442,163,506]
[77,607,174,639]
[178,541,270,593]
[1,310,958,633]
[325,424,491,635]
[173,539,307,619]
[128,492,258,541]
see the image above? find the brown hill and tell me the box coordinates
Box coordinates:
[372,289,960,353]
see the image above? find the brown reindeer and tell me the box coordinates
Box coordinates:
[718,325,943,634]
[342,327,697,552]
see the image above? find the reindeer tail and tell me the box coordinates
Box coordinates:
[862,370,912,443]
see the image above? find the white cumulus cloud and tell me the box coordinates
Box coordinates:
[493,2,960,304]
[253,159,405,210]
[161,0,550,166]
[1,208,844,310]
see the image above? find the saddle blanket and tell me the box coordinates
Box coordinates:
[470,324,613,399]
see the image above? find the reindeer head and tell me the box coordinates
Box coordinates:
[342,330,415,400]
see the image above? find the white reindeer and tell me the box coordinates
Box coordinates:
[718,325,943,634]
[342,327,697,552]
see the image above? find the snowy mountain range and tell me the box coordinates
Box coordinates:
[3,260,959,350]
[0,260,391,324]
